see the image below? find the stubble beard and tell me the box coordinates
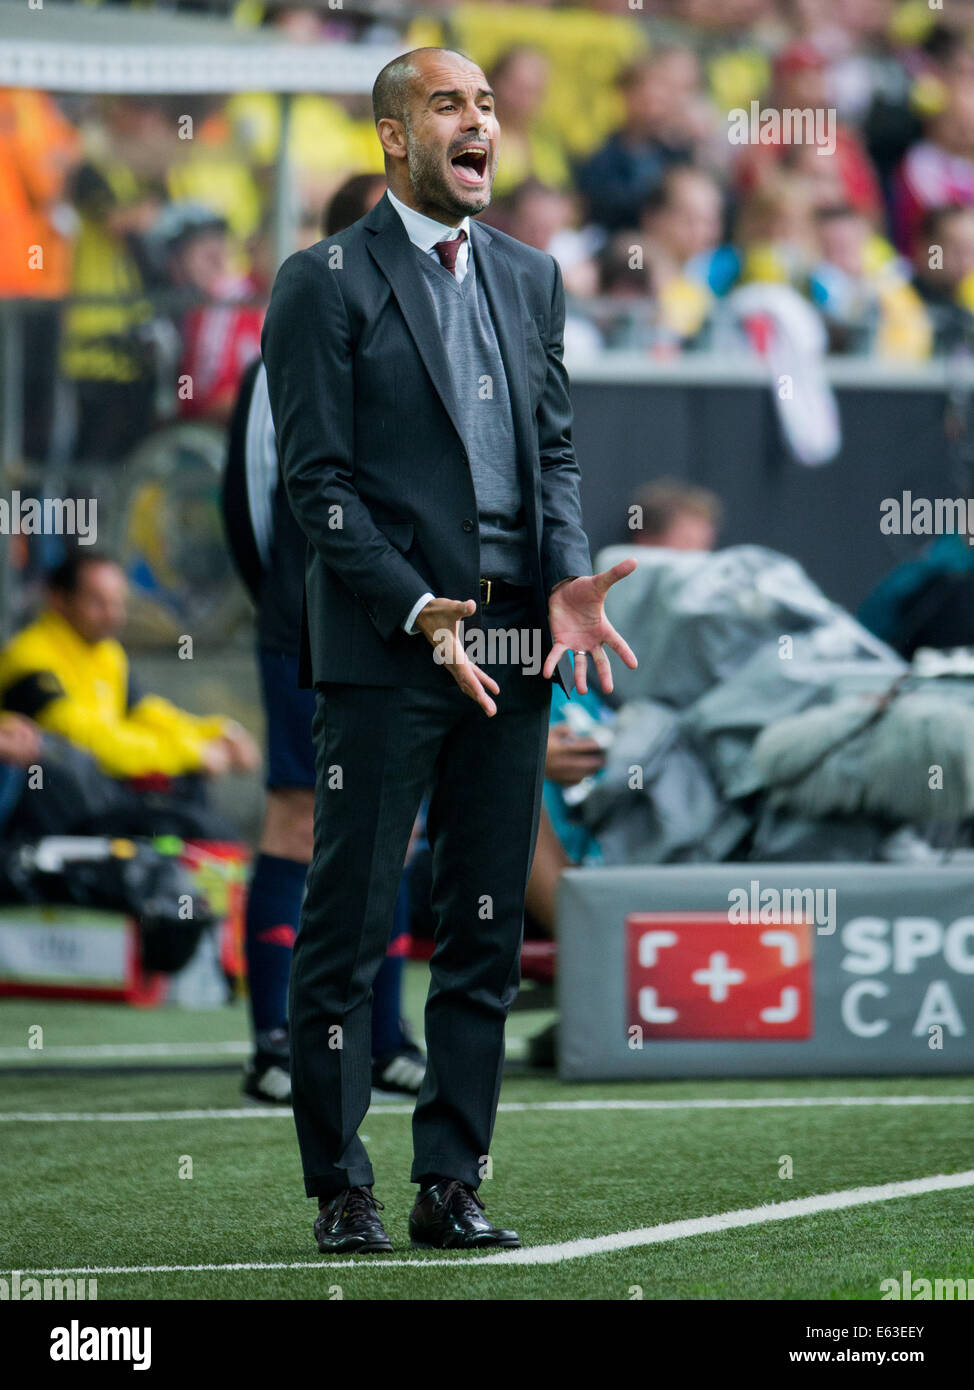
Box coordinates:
[404,122,493,222]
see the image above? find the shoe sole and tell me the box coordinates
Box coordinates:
[409,1236,521,1251]
[316,1239,394,1255]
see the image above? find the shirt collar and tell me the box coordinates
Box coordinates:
[386,188,470,254]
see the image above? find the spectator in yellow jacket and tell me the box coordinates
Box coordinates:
[0,552,259,784]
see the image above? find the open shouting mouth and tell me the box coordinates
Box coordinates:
[450,143,489,187]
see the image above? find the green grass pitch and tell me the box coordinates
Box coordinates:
[1,973,973,1301]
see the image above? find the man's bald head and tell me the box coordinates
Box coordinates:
[372,47,473,129]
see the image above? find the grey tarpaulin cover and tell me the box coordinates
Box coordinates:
[563,544,928,863]
[576,699,750,865]
[753,691,974,823]
[594,543,898,709]
[683,631,904,799]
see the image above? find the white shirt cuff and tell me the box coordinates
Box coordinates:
[404,591,434,635]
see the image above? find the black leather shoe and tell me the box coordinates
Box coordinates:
[409,1180,520,1250]
[314,1187,393,1254]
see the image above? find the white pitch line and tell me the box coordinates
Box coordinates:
[0,1095,972,1123]
[0,1041,251,1061]
[14,1169,974,1273]
[0,1037,529,1062]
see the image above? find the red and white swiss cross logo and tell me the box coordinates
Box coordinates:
[625,912,813,1039]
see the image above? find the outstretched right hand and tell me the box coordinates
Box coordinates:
[415,597,500,718]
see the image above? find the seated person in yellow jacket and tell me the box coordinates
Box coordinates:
[0,552,259,823]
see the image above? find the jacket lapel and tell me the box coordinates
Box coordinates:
[365,195,466,447]
[364,196,534,466]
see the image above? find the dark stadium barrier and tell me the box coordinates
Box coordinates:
[568,358,974,617]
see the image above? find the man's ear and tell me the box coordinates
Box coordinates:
[376,118,407,161]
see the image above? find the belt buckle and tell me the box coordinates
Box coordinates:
[480,577,492,606]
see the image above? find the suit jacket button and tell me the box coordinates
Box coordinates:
[461,519,474,533]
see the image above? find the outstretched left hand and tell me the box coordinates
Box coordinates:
[542,558,639,695]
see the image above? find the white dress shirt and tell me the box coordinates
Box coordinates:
[386,187,472,285]
[385,189,472,633]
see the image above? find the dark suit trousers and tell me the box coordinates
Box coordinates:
[289,591,552,1197]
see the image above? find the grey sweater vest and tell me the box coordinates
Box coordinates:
[416,246,531,584]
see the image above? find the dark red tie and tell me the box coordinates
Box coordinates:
[433,229,467,276]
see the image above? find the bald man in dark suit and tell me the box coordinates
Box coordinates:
[262,46,636,1255]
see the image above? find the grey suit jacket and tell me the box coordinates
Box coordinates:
[260,191,592,692]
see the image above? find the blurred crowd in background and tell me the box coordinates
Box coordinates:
[4,0,974,471]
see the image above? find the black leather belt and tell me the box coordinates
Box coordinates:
[479,577,530,606]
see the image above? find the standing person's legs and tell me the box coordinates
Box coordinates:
[412,598,552,1187]
[289,682,453,1198]
[243,647,317,1102]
